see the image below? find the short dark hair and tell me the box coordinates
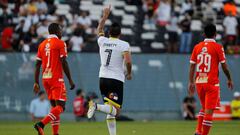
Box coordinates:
[48,23,61,35]
[38,91,45,97]
[204,24,216,38]
[76,89,83,96]
[109,22,121,37]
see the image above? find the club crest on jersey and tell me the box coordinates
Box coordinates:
[201,47,208,54]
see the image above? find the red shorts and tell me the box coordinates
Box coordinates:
[196,83,220,110]
[42,79,67,101]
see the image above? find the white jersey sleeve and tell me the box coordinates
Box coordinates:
[97,36,108,47]
[121,42,130,52]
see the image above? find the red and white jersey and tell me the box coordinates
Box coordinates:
[73,97,85,116]
[190,39,226,85]
[36,34,68,81]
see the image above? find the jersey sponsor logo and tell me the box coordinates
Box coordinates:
[196,73,208,83]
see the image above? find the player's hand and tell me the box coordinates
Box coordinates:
[227,80,233,90]
[102,5,111,20]
[33,83,40,95]
[69,80,75,90]
[126,74,132,80]
[188,82,195,95]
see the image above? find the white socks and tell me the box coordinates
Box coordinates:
[97,104,117,116]
[96,104,118,135]
[106,114,116,135]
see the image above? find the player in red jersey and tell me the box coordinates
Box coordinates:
[188,24,233,135]
[33,23,75,135]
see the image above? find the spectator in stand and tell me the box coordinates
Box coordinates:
[166,12,179,53]
[22,24,38,52]
[180,0,193,15]
[44,0,56,14]
[231,92,240,120]
[223,12,238,47]
[37,19,49,39]
[223,0,237,17]
[0,0,8,8]
[179,13,192,53]
[13,0,25,14]
[57,15,68,29]
[36,0,48,14]
[154,0,171,27]
[13,19,25,51]
[142,0,159,26]
[23,11,39,33]
[29,91,50,121]
[73,89,87,122]
[26,0,37,14]
[77,11,92,30]
[202,1,216,24]
[69,28,85,52]
[154,0,171,43]
[182,93,196,120]
[1,26,13,51]
[0,6,13,31]
[68,0,81,15]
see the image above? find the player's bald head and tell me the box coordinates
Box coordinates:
[204,24,216,38]
[48,23,62,38]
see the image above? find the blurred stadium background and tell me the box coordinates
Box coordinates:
[0,0,240,122]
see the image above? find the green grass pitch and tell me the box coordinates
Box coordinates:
[0,121,239,135]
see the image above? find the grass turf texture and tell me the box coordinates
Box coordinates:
[0,121,239,135]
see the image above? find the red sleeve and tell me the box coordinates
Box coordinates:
[59,41,68,58]
[217,45,226,63]
[190,46,197,64]
[36,46,42,61]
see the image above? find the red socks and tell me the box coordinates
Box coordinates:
[41,105,63,125]
[196,110,204,134]
[202,114,213,135]
[51,117,60,135]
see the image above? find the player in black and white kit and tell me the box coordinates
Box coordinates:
[87,5,132,135]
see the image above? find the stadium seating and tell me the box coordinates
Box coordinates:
[1,0,240,53]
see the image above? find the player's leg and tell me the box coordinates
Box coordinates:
[202,84,220,135]
[195,84,205,135]
[195,109,205,135]
[88,78,120,118]
[34,80,51,135]
[88,78,123,135]
[105,79,123,135]
[36,81,67,135]
[49,100,60,135]
[51,100,65,135]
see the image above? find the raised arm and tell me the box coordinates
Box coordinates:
[61,57,75,90]
[97,5,111,36]
[221,63,233,90]
[33,60,42,94]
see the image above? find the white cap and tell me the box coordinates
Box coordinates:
[234,92,240,97]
